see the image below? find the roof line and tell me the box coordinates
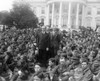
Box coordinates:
[87,1,100,3]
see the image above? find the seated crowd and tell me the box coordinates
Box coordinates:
[0,26,100,81]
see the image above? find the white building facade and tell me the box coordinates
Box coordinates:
[85,1,100,30]
[30,0,100,30]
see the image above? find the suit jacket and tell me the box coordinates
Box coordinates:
[50,34,61,49]
[37,32,50,50]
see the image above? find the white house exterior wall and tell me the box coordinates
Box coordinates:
[30,0,100,30]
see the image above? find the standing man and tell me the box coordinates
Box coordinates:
[36,27,50,67]
[50,28,61,58]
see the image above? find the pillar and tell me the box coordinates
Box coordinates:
[92,7,96,30]
[76,3,79,29]
[82,5,85,26]
[58,2,62,28]
[46,4,50,26]
[67,2,71,30]
[51,3,54,27]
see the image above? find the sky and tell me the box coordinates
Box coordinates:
[0,0,46,11]
[88,0,98,1]
[0,0,14,11]
[0,0,99,11]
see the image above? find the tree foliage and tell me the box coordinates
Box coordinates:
[0,11,10,24]
[1,1,38,29]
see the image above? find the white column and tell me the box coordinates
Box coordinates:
[67,2,71,30]
[82,5,85,26]
[76,3,79,29]
[92,7,96,30]
[58,2,62,29]
[51,3,54,27]
[46,4,50,26]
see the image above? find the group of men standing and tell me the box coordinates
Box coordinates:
[35,27,61,67]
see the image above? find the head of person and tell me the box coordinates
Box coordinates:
[54,28,59,34]
[33,75,41,81]
[59,54,67,64]
[46,26,50,33]
[42,27,46,34]
[51,29,55,35]
[88,53,93,62]
[34,63,41,73]
[7,46,12,52]
[81,61,88,69]
[49,28,53,34]
[48,58,55,66]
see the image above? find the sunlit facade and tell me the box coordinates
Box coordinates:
[45,0,86,30]
[30,0,100,30]
[85,1,100,30]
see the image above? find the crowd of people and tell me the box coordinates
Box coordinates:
[0,26,100,81]
[0,28,37,81]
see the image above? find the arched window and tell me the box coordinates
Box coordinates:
[62,3,68,13]
[87,7,92,15]
[54,2,60,14]
[41,7,45,14]
[71,3,77,15]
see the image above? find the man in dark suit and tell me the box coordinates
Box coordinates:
[37,27,50,67]
[50,28,61,58]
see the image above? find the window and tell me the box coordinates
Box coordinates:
[79,5,82,15]
[63,3,68,13]
[86,17,92,27]
[71,3,77,15]
[49,5,52,14]
[41,18,44,23]
[87,7,92,15]
[40,18,44,26]
[97,8,100,15]
[41,7,45,14]
[55,2,60,13]
[62,16,67,27]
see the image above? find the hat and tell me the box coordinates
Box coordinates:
[49,28,53,32]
